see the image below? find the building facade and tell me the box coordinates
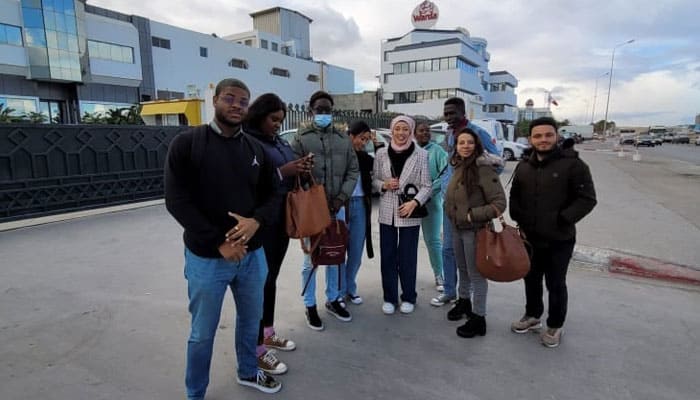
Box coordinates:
[0,1,354,124]
[380,28,518,122]
[518,99,553,122]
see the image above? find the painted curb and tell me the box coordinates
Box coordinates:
[574,244,700,286]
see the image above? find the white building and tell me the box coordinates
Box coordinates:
[380,27,518,122]
[0,1,353,124]
[518,99,554,122]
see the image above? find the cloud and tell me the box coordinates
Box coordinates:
[87,0,699,124]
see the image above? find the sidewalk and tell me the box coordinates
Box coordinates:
[497,148,700,285]
[1,204,699,400]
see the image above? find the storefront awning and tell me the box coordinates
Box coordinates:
[140,101,202,125]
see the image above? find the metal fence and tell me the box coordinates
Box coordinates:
[0,108,408,221]
[281,106,398,132]
[0,124,186,222]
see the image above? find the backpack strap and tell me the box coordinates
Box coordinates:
[190,124,209,171]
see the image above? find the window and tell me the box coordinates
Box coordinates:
[271,67,290,78]
[307,74,319,82]
[440,58,449,71]
[432,59,440,71]
[260,39,268,49]
[228,58,248,69]
[383,51,389,61]
[490,84,499,92]
[200,47,208,57]
[383,73,391,84]
[271,42,278,52]
[408,61,416,73]
[88,40,134,63]
[244,39,252,47]
[0,23,23,46]
[152,36,171,49]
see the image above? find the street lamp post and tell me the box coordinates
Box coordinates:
[602,39,635,137]
[590,71,609,124]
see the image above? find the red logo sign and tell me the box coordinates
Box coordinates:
[412,1,439,28]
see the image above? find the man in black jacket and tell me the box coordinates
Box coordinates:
[165,79,282,397]
[509,117,597,348]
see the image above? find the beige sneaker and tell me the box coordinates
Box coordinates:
[541,327,563,348]
[264,334,296,351]
[511,315,542,334]
[257,350,288,375]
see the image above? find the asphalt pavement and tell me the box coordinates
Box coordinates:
[0,205,699,400]
[2,139,700,399]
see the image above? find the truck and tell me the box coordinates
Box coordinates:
[559,125,594,140]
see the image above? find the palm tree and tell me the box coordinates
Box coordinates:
[0,104,19,123]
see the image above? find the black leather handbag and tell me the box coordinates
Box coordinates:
[398,184,429,218]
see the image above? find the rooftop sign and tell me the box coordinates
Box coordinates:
[411,1,439,29]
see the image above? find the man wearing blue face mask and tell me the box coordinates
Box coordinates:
[288,91,360,330]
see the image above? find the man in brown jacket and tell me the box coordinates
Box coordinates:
[509,117,597,348]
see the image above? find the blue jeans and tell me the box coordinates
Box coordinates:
[442,209,457,297]
[301,207,345,306]
[379,223,420,304]
[184,247,267,400]
[341,197,366,298]
[420,192,444,279]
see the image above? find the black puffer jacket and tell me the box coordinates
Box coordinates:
[509,147,597,243]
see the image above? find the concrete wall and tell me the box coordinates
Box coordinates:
[333,91,378,113]
[149,20,351,106]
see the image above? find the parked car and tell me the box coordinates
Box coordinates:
[634,135,656,147]
[695,136,700,146]
[500,140,529,161]
[619,135,635,145]
[671,135,690,144]
[650,134,663,146]
[662,133,676,143]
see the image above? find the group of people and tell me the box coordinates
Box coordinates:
[165,78,597,399]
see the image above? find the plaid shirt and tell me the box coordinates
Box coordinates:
[372,146,432,227]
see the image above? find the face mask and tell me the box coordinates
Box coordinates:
[314,114,332,128]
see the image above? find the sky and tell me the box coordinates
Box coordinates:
[89,0,700,126]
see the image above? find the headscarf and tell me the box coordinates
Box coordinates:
[389,115,415,152]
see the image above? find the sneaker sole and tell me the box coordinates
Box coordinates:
[236,377,282,394]
[326,309,352,322]
[266,344,296,351]
[305,320,324,331]
[430,298,455,307]
[511,322,542,334]
[541,330,563,348]
[260,365,288,375]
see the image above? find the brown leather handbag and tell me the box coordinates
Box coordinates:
[476,205,531,282]
[286,174,332,239]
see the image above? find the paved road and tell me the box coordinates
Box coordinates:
[614,142,699,165]
[1,206,699,400]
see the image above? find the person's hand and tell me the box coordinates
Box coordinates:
[331,198,344,214]
[279,158,310,177]
[467,212,472,223]
[218,241,247,262]
[384,178,400,191]
[398,199,418,217]
[225,213,261,245]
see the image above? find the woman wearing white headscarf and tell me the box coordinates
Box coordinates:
[372,115,432,315]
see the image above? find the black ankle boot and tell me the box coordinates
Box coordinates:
[447,298,472,321]
[456,315,487,338]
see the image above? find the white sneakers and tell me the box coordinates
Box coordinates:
[383,302,415,314]
[382,302,396,315]
[399,302,415,314]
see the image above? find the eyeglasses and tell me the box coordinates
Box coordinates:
[219,95,249,108]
